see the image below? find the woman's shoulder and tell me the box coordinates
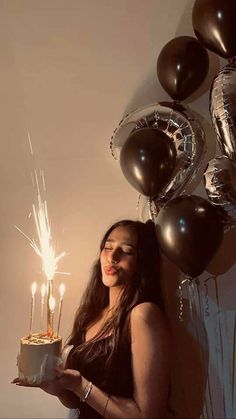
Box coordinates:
[130,302,164,323]
[130,302,171,341]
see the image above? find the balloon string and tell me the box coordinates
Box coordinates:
[183,278,214,418]
[214,276,227,418]
[178,276,191,322]
[154,109,160,127]
[136,194,141,219]
[204,275,217,317]
[191,280,207,417]
[186,279,214,418]
[178,281,185,322]
[204,279,210,317]
[196,278,214,419]
[185,278,194,324]
[148,199,158,221]
[148,199,153,221]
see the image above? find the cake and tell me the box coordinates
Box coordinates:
[18,333,62,386]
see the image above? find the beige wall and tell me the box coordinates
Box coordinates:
[1,0,236,418]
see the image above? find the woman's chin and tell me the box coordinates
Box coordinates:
[102,273,127,288]
[102,275,119,287]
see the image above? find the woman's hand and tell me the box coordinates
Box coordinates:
[11,366,82,397]
[51,365,82,394]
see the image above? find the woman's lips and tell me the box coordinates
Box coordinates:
[104,266,119,275]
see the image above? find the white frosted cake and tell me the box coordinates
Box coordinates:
[18,333,62,385]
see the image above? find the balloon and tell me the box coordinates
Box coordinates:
[110,102,206,205]
[204,156,236,225]
[157,36,209,101]
[192,0,236,59]
[120,128,176,199]
[210,62,236,161]
[155,195,224,278]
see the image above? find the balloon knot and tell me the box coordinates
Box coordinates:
[172,100,181,106]
[229,56,236,65]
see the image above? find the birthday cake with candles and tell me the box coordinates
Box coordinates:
[15,167,68,386]
[17,282,65,386]
[18,333,62,385]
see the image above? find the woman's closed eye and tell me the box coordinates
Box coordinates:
[104,246,134,255]
[104,246,113,251]
[122,248,134,255]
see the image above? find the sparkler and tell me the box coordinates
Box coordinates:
[40,284,46,334]
[48,296,56,336]
[57,283,65,337]
[16,135,70,336]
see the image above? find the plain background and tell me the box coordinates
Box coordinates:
[1,0,236,418]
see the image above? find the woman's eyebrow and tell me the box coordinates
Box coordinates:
[105,239,135,248]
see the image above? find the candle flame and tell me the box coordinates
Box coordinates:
[41,284,46,298]
[59,283,65,298]
[49,296,56,312]
[31,282,37,296]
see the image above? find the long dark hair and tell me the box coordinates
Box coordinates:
[67,219,164,370]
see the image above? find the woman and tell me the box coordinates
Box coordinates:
[17,219,172,418]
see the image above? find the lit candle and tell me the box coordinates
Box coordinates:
[29,282,37,338]
[48,296,56,336]
[40,284,46,334]
[57,284,65,337]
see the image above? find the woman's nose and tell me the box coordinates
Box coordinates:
[109,249,120,263]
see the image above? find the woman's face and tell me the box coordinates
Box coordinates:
[100,226,138,288]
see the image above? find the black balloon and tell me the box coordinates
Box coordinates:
[157,36,209,101]
[120,128,176,199]
[155,195,224,278]
[193,0,236,59]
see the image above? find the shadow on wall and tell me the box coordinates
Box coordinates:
[122,0,221,118]
[124,69,167,116]
[117,0,222,205]
[207,227,236,277]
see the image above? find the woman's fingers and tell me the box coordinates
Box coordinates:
[11,377,20,384]
[11,377,29,386]
[11,380,37,387]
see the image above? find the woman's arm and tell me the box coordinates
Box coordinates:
[60,302,172,418]
[129,302,172,418]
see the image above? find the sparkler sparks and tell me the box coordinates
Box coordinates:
[15,169,69,282]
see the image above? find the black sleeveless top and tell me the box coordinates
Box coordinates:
[67,320,133,418]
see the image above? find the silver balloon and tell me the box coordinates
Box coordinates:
[210,62,236,161]
[204,155,236,225]
[110,102,206,205]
